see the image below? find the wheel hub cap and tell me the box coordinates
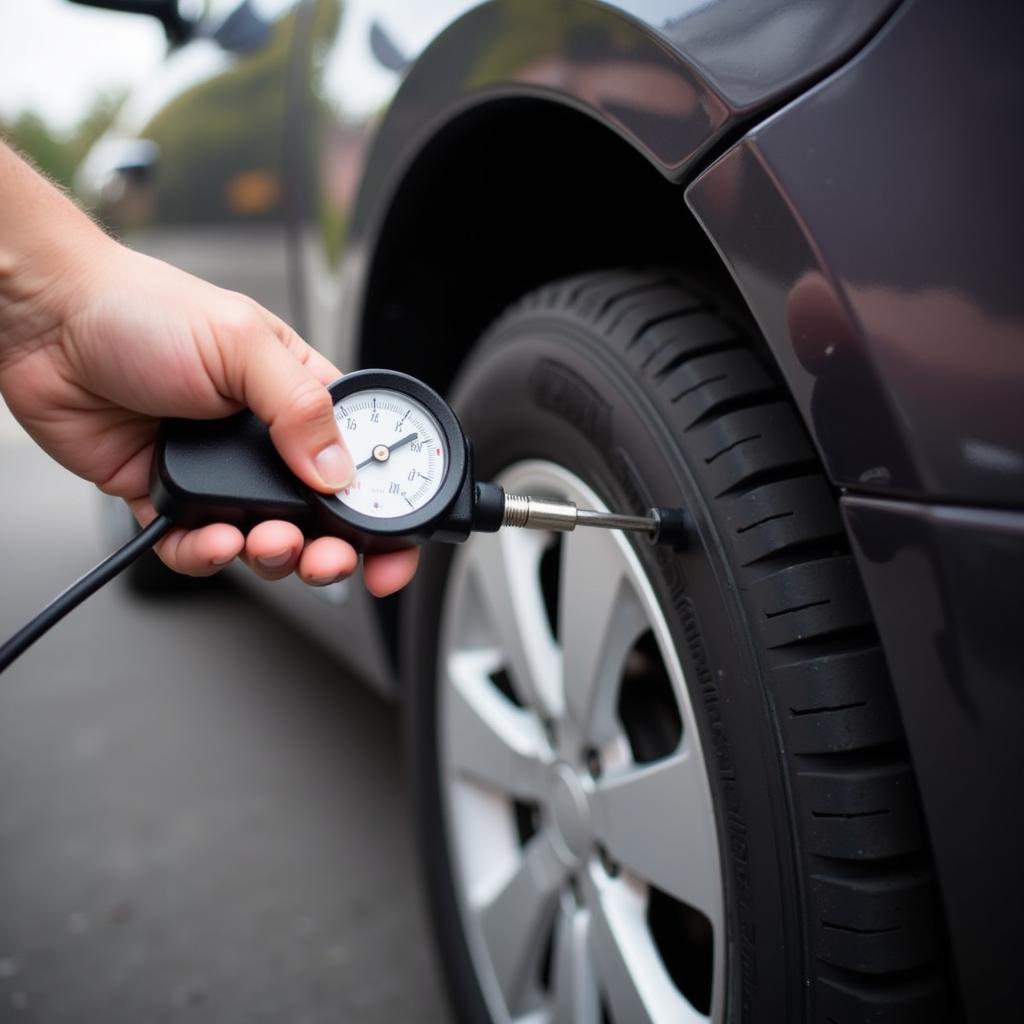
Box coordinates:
[546,762,591,862]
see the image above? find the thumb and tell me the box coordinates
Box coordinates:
[239,332,355,493]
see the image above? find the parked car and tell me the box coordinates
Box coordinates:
[74,1,1023,1021]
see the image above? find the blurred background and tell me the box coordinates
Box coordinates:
[0,1,163,193]
[0,4,449,1021]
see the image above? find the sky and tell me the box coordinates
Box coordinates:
[0,0,167,133]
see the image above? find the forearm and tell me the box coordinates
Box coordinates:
[0,143,403,589]
[0,141,116,362]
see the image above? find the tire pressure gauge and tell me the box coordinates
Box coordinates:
[152,369,480,553]
[308,371,473,551]
[5,368,693,662]
[3,369,693,674]
[332,380,447,519]
[150,368,691,554]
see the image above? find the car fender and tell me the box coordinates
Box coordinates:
[315,0,898,368]
[685,0,1024,507]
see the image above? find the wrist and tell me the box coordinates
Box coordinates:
[0,143,119,363]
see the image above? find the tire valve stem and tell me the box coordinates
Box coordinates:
[488,489,693,549]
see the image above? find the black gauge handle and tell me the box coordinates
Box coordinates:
[150,371,481,554]
[150,407,310,533]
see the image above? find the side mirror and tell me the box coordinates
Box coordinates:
[64,0,198,44]
[369,20,409,73]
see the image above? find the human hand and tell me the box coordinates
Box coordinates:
[0,221,417,596]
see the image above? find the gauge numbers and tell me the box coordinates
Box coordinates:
[334,388,446,519]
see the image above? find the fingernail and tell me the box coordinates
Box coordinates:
[309,572,344,587]
[257,548,293,569]
[314,441,356,490]
[211,554,235,566]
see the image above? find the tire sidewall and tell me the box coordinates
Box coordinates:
[406,317,805,1023]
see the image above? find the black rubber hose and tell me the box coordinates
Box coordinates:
[0,515,174,674]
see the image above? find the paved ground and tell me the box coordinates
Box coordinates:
[0,401,451,1023]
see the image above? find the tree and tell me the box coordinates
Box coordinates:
[0,91,126,191]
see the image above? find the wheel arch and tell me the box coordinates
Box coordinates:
[352,93,753,663]
[355,93,750,406]
[346,0,902,398]
[349,92,792,669]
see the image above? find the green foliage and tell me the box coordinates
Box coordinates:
[0,112,76,186]
[0,92,126,191]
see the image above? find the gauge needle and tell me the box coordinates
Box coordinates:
[355,432,419,470]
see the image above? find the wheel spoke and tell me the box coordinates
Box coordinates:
[468,530,562,719]
[446,650,550,799]
[478,831,568,1009]
[585,872,707,1024]
[552,902,601,1024]
[558,527,647,745]
[590,752,721,922]
[443,462,723,1024]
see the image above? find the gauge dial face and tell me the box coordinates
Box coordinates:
[334,388,447,519]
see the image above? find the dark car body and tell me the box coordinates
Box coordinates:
[79,1,1024,1019]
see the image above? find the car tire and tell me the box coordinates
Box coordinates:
[405,270,949,1023]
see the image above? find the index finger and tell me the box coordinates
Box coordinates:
[257,307,343,387]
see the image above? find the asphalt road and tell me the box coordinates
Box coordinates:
[0,402,451,1023]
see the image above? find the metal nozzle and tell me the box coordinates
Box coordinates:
[502,494,656,535]
[575,508,663,533]
[499,493,693,549]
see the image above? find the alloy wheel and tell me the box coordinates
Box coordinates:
[438,460,725,1024]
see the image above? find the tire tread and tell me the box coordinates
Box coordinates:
[494,269,948,1017]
